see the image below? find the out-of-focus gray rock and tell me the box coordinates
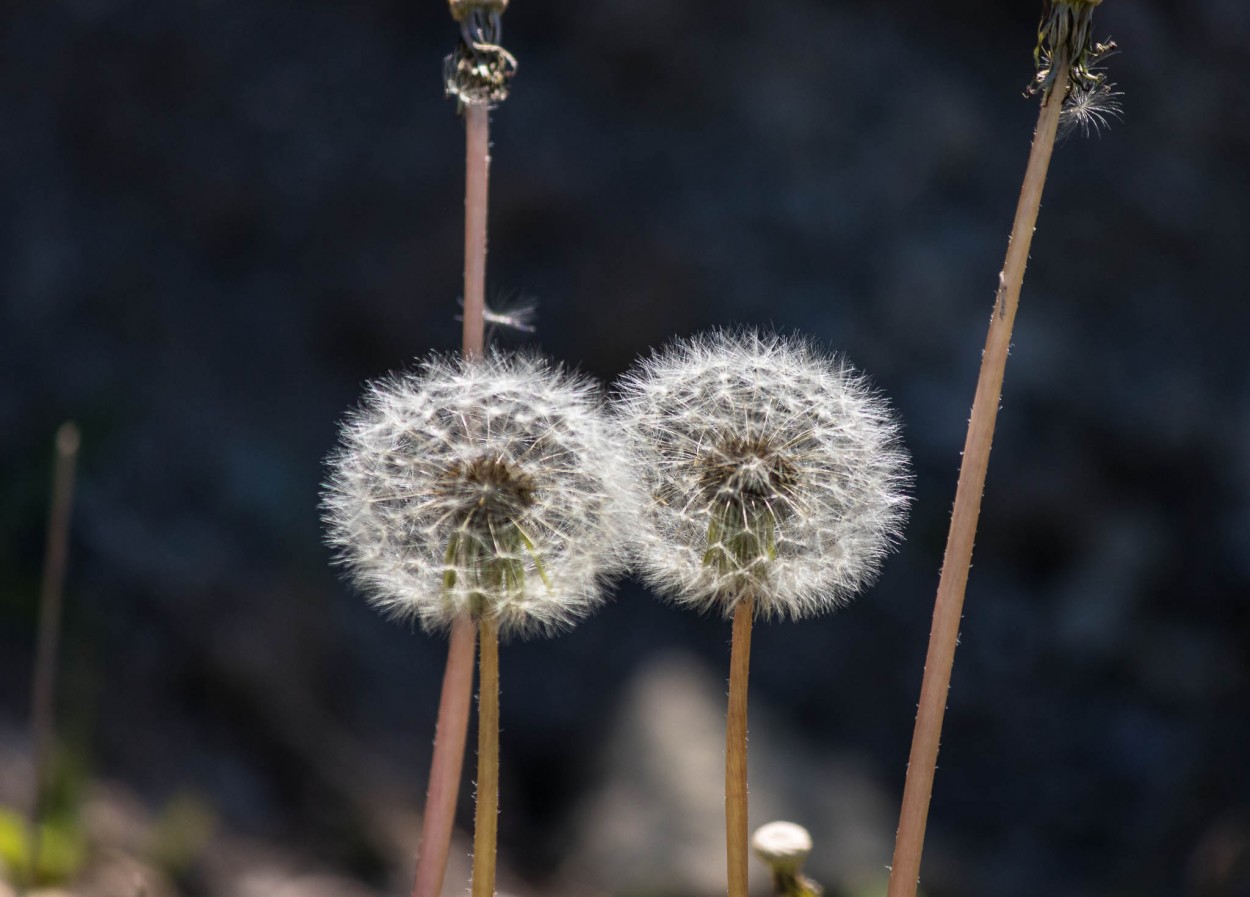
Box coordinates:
[563,653,893,897]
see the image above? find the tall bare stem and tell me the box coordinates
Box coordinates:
[886,64,1070,897]
[461,103,490,361]
[470,616,500,897]
[410,95,493,897]
[726,597,755,897]
[27,421,80,884]
[413,617,478,897]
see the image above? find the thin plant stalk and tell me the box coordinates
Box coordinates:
[886,63,1071,897]
[412,616,478,897]
[461,103,490,361]
[470,615,500,897]
[726,596,755,897]
[411,101,493,897]
[27,421,81,885]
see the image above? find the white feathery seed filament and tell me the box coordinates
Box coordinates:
[322,352,633,638]
[614,329,910,620]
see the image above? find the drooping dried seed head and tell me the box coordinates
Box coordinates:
[1031,0,1116,98]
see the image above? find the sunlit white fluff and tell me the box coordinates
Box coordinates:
[1059,82,1123,139]
[614,329,910,620]
[323,352,633,638]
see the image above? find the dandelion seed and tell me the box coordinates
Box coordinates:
[456,294,539,336]
[1059,82,1123,139]
[323,352,631,639]
[614,329,911,621]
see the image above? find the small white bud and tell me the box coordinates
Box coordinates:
[752,821,823,897]
[751,821,813,874]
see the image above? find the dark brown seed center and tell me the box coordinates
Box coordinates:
[697,436,797,511]
[437,454,536,527]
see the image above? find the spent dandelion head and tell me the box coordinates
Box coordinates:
[614,329,910,621]
[322,352,632,638]
[1030,0,1116,98]
[444,0,516,109]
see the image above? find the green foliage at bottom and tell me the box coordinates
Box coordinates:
[0,806,88,888]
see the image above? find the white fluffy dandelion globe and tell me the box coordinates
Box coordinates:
[322,352,633,638]
[614,329,910,620]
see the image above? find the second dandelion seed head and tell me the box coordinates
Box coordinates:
[615,329,911,621]
[322,352,632,638]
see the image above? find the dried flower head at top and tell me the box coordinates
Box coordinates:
[323,353,632,638]
[1031,0,1116,98]
[615,330,910,620]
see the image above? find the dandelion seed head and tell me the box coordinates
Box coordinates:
[614,329,910,621]
[322,352,632,638]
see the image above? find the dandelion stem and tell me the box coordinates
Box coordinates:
[27,421,80,886]
[412,616,477,897]
[411,85,494,897]
[726,596,755,897]
[886,63,1071,897]
[462,102,491,361]
[470,615,500,897]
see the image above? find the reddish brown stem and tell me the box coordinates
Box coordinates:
[726,597,754,897]
[27,422,80,884]
[461,103,490,361]
[413,617,478,897]
[886,65,1070,897]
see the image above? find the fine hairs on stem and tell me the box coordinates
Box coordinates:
[27,421,80,886]
[888,3,1114,893]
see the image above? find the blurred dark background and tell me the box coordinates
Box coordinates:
[2,1,1248,896]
